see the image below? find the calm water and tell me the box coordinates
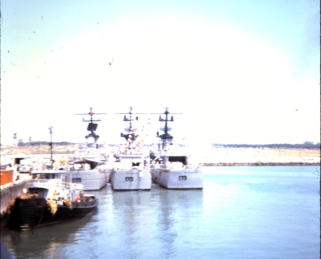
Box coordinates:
[1,166,320,259]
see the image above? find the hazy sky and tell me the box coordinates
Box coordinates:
[1,0,320,145]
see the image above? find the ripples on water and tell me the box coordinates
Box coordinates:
[1,166,320,259]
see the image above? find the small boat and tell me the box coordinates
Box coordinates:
[110,107,151,191]
[7,170,97,230]
[150,108,203,190]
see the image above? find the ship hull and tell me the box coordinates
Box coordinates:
[7,196,97,230]
[69,170,107,191]
[158,169,203,189]
[7,196,52,230]
[111,169,151,191]
[151,168,161,184]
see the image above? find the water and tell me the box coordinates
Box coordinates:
[1,166,320,259]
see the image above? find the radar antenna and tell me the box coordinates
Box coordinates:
[116,106,139,143]
[156,108,182,149]
[76,107,106,143]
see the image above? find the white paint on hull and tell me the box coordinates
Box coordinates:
[69,169,107,191]
[111,169,151,190]
[157,169,203,189]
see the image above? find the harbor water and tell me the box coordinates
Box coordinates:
[1,166,320,259]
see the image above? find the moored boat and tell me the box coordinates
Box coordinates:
[111,153,151,191]
[150,108,203,190]
[111,107,151,191]
[7,170,97,230]
[73,107,112,188]
[152,154,203,189]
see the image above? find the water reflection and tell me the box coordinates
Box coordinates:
[1,166,319,259]
[157,189,177,257]
[157,189,203,257]
[1,213,97,259]
[108,185,203,258]
[111,190,154,258]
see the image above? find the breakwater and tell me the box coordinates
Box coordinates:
[200,162,320,166]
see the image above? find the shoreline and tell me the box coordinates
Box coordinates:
[200,162,320,167]
[1,144,320,167]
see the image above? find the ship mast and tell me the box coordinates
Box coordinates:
[48,126,54,168]
[157,108,175,150]
[120,107,139,148]
[76,107,105,144]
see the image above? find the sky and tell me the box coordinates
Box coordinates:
[1,0,320,146]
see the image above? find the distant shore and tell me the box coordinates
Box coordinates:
[200,162,320,166]
[1,143,320,166]
[193,145,320,166]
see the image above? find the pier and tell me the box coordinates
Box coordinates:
[0,178,31,218]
